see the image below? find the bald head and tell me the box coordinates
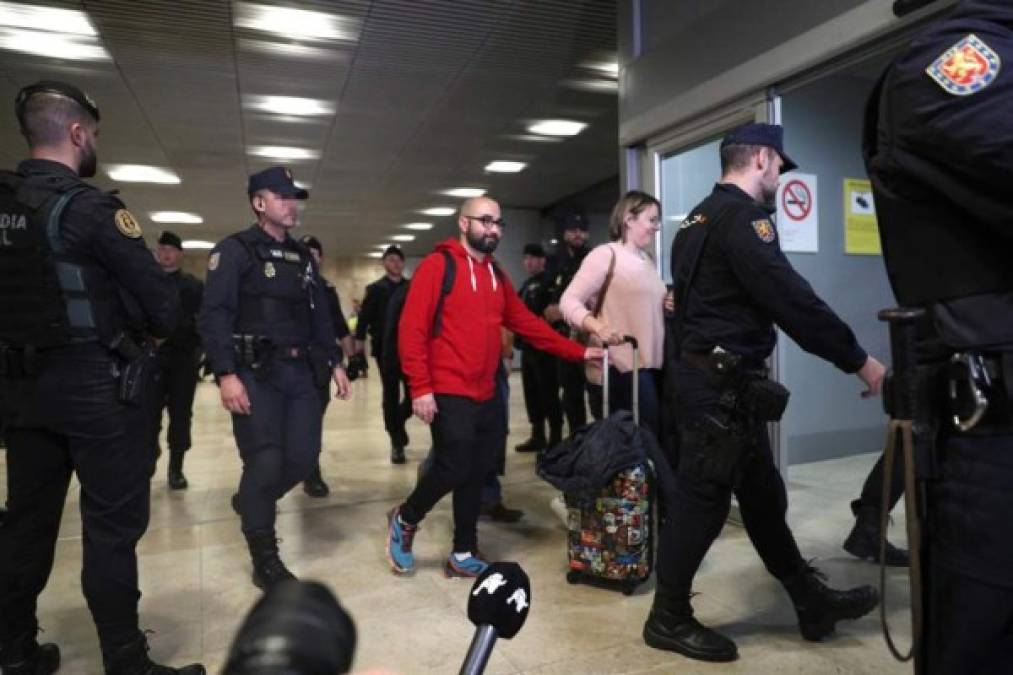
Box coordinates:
[458,196,500,219]
[458,195,503,256]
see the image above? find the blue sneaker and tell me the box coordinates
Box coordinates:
[386,506,417,574]
[444,552,489,578]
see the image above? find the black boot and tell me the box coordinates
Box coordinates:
[782,564,879,641]
[514,430,546,453]
[167,451,188,490]
[547,424,563,450]
[843,505,909,566]
[0,629,60,675]
[245,529,296,591]
[302,466,330,497]
[642,589,738,662]
[479,501,524,523]
[104,632,205,675]
[390,444,406,464]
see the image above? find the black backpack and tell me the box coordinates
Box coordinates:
[379,249,503,376]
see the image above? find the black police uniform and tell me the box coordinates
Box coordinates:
[198,221,338,577]
[864,3,1013,671]
[516,268,563,450]
[0,159,181,665]
[548,243,598,428]
[150,251,204,489]
[646,153,878,659]
[354,273,411,453]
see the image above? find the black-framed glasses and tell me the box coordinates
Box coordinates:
[463,214,506,230]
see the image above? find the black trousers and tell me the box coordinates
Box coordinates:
[520,348,562,437]
[852,444,905,514]
[401,394,500,552]
[658,361,805,591]
[0,345,154,656]
[151,347,200,455]
[232,360,321,533]
[376,357,411,448]
[559,358,588,432]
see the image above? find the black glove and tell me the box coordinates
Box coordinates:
[346,353,368,380]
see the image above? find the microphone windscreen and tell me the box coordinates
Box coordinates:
[467,562,531,639]
[224,579,357,674]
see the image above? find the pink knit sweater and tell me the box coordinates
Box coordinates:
[560,242,666,372]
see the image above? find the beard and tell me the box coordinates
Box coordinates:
[760,183,777,210]
[79,142,97,178]
[466,226,499,254]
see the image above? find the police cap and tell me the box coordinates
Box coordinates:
[522,243,546,258]
[721,122,798,173]
[158,231,183,250]
[300,235,322,253]
[15,80,100,128]
[560,211,589,232]
[247,166,309,199]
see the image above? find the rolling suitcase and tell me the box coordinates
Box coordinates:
[564,337,654,595]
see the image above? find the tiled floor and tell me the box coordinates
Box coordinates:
[1,374,913,674]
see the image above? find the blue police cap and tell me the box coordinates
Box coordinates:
[721,123,798,173]
[247,166,308,199]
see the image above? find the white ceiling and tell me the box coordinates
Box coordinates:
[0,0,619,256]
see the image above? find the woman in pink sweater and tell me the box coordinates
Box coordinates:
[560,191,667,435]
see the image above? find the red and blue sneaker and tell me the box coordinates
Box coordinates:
[386,506,418,574]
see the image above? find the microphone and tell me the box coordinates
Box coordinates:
[459,562,532,675]
[223,579,356,674]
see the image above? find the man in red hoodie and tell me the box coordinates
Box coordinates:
[385,196,602,577]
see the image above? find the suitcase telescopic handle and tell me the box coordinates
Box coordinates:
[602,335,639,423]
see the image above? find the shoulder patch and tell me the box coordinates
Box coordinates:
[679,213,707,230]
[751,219,776,244]
[926,33,1001,96]
[114,209,142,239]
[208,252,220,271]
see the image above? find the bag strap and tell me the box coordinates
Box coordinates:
[432,249,457,337]
[590,245,617,319]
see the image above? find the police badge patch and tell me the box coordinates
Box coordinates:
[751,219,776,243]
[264,261,276,278]
[926,33,1001,96]
[207,252,220,271]
[114,209,143,239]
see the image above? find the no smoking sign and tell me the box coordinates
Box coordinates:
[776,173,818,253]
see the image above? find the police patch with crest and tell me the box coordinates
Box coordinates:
[114,209,143,239]
[926,33,1001,96]
[208,252,220,271]
[751,219,776,244]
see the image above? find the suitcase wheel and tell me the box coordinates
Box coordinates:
[566,570,582,585]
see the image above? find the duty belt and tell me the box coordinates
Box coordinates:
[944,351,1012,433]
[274,345,311,360]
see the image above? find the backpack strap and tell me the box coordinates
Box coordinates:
[432,249,457,337]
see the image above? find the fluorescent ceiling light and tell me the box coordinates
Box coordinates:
[106,165,181,184]
[563,78,618,93]
[550,238,559,245]
[0,2,96,35]
[0,28,109,60]
[402,222,433,231]
[442,187,486,198]
[237,38,341,60]
[391,234,415,242]
[244,95,335,117]
[247,145,319,161]
[150,211,203,224]
[234,2,361,42]
[509,134,563,143]
[527,120,588,137]
[375,243,393,249]
[582,60,619,77]
[485,161,526,174]
[420,207,455,216]
[182,240,216,250]
[367,251,384,258]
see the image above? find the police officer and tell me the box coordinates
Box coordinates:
[298,234,356,498]
[0,81,204,674]
[645,123,886,662]
[515,243,563,453]
[353,245,411,463]
[198,167,351,590]
[864,3,1013,671]
[544,212,597,430]
[151,230,204,490]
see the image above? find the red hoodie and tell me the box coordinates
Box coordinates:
[399,238,586,402]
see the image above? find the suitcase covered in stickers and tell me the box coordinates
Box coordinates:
[564,338,654,594]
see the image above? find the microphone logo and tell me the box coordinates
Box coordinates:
[506,588,528,613]
[472,573,509,597]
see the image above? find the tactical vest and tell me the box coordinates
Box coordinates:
[0,170,97,348]
[232,230,314,345]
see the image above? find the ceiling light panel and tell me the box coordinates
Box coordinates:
[485,161,526,174]
[234,2,362,42]
[182,240,216,250]
[367,251,384,258]
[420,207,455,216]
[244,95,336,117]
[442,188,486,198]
[527,120,588,137]
[391,234,415,242]
[106,165,181,184]
[247,145,320,161]
[403,222,433,231]
[0,3,109,61]
[150,211,203,224]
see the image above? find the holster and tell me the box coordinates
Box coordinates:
[740,377,790,422]
[232,334,273,380]
[110,333,155,406]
